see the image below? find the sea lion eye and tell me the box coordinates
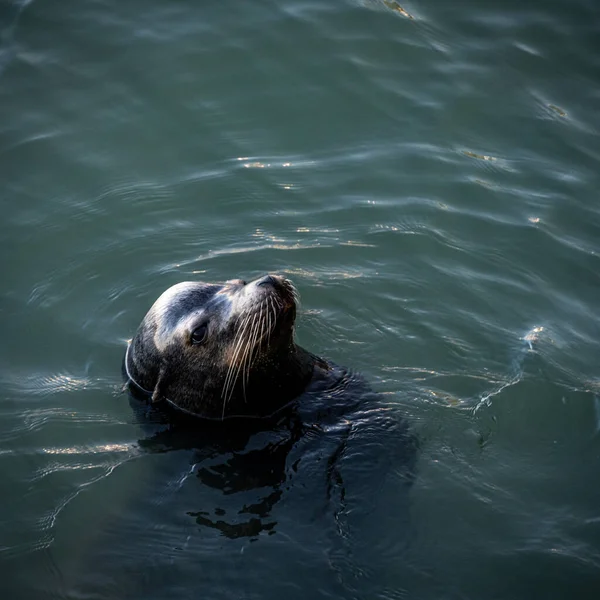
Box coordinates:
[190,323,209,345]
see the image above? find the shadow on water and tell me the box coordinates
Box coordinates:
[133,401,309,541]
[129,365,419,542]
[100,370,421,599]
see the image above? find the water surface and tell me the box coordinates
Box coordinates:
[1,0,600,598]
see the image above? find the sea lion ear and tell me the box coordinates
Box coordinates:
[151,387,162,404]
[151,367,168,404]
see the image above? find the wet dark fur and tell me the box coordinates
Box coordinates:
[125,276,332,419]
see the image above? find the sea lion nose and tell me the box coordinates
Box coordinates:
[257,274,278,288]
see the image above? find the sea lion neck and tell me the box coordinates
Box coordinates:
[278,343,316,391]
[240,342,316,417]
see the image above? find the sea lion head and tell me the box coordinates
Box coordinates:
[125,275,314,420]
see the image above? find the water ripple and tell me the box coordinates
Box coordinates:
[2,0,600,597]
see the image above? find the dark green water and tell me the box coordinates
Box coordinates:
[2,0,600,598]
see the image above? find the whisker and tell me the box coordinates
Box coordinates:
[267,296,274,346]
[219,285,296,418]
[223,314,249,393]
[241,304,263,398]
[221,313,253,417]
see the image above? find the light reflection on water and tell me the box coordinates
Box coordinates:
[1,0,600,598]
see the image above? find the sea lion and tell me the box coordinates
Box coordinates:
[124,274,337,420]
[123,273,417,556]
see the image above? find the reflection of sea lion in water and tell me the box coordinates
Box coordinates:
[125,274,349,420]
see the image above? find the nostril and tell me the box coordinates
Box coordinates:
[257,275,277,287]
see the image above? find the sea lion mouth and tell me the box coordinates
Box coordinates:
[247,274,298,329]
[221,275,298,414]
[237,274,298,345]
